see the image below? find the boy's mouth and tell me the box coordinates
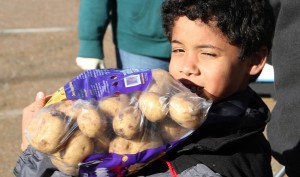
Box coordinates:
[189,85,203,93]
[178,79,215,101]
[179,79,204,94]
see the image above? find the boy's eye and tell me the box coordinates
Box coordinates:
[172,49,185,53]
[202,52,217,57]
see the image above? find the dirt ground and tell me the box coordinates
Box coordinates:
[0,0,284,176]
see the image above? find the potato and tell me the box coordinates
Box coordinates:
[112,106,142,140]
[50,156,79,176]
[108,136,133,155]
[149,69,189,95]
[151,69,171,85]
[56,99,81,119]
[147,82,160,93]
[27,109,67,153]
[148,69,172,93]
[77,104,107,138]
[109,133,163,155]
[138,92,168,122]
[98,94,130,118]
[148,69,173,93]
[169,92,204,129]
[130,135,163,154]
[51,131,94,167]
[93,135,111,153]
[158,117,190,143]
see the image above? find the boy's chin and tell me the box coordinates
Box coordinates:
[192,89,212,101]
[198,91,217,102]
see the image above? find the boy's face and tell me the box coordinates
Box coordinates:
[169,16,252,102]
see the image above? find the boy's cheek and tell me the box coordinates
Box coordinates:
[168,63,178,78]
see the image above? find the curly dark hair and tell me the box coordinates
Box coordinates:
[161,0,275,61]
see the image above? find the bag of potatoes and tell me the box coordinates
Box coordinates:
[25,69,212,177]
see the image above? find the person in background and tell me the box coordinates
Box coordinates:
[266,1,300,177]
[76,0,171,70]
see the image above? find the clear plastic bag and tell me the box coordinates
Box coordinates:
[25,69,212,176]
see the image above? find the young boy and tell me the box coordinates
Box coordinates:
[14,0,275,176]
[133,0,275,176]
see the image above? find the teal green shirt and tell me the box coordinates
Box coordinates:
[78,0,171,59]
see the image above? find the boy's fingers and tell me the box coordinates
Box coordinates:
[21,92,47,151]
[45,95,52,102]
[34,91,46,109]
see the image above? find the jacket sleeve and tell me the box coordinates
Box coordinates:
[13,146,72,177]
[78,0,112,59]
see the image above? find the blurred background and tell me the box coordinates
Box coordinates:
[0,0,281,176]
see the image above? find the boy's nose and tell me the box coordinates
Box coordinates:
[180,56,200,76]
[181,67,192,76]
[181,64,200,76]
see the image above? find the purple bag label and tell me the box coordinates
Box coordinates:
[64,69,152,100]
[79,133,192,177]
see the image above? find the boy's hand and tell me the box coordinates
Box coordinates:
[21,92,51,151]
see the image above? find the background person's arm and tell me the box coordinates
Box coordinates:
[76,0,112,70]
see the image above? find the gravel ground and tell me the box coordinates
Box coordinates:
[0,0,284,176]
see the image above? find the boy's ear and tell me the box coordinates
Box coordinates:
[249,47,269,76]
